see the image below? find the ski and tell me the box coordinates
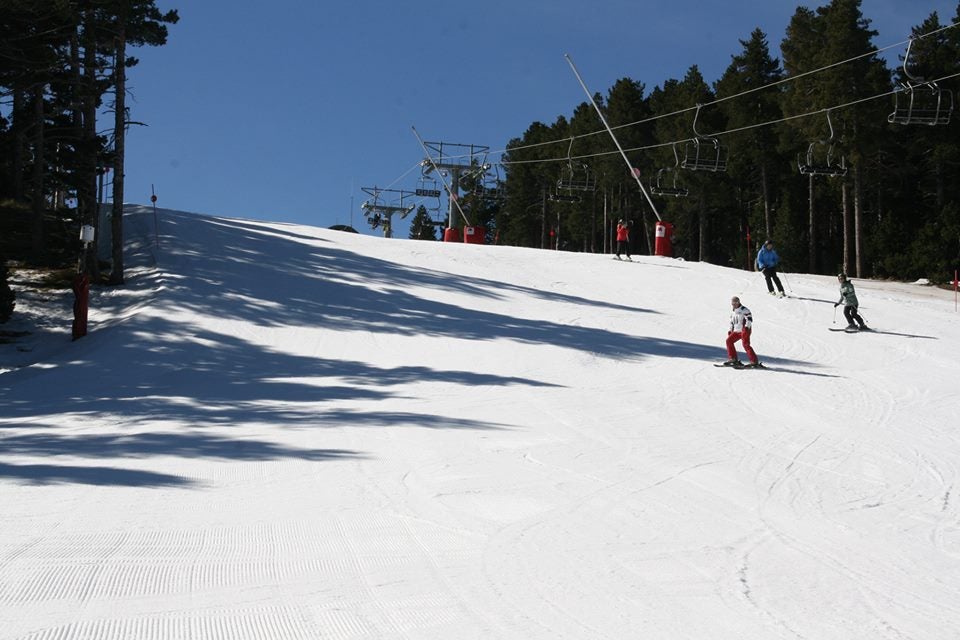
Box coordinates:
[828,327,870,333]
[714,361,767,369]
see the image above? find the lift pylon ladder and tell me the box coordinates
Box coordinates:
[797,110,848,178]
[889,37,954,126]
[650,144,690,198]
[681,104,728,172]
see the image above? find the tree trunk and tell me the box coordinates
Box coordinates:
[761,162,772,240]
[935,154,944,210]
[12,90,26,200]
[110,24,127,285]
[876,151,883,225]
[808,174,816,273]
[698,191,706,262]
[841,178,850,275]
[642,211,652,255]
[853,162,863,278]
[30,85,45,262]
[76,17,100,280]
[540,189,546,250]
[602,187,608,254]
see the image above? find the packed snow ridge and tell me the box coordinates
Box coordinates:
[1,205,958,640]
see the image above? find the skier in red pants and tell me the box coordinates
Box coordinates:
[723,296,761,367]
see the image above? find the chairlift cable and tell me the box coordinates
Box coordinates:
[497,69,960,167]
[457,19,960,162]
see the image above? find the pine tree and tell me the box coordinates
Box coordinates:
[715,28,784,253]
[817,0,890,277]
[0,255,13,323]
[649,66,728,262]
[781,6,829,272]
[106,1,179,285]
[409,205,438,240]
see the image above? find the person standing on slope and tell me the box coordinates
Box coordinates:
[834,273,868,330]
[723,296,761,367]
[756,240,786,297]
[615,219,632,261]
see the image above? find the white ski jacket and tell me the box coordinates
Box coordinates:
[729,305,753,332]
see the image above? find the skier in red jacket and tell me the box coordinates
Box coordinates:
[615,219,631,260]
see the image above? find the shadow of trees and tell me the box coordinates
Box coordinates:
[0,208,818,487]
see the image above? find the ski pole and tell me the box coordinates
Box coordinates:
[832,304,837,324]
[781,270,792,293]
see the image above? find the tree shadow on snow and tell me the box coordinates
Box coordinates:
[0,461,195,487]
[0,209,827,487]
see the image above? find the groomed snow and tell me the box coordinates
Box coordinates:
[1,206,959,639]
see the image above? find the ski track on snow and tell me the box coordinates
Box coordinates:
[2,207,959,639]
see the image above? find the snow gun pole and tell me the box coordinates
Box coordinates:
[564,53,661,222]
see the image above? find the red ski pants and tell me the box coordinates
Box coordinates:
[726,329,757,364]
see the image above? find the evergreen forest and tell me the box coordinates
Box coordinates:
[2,0,959,329]
[0,0,177,321]
[484,0,960,283]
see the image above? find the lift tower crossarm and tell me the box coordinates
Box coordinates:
[411,127,477,228]
[563,54,662,222]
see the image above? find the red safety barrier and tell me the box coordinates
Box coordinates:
[463,226,485,245]
[654,221,674,257]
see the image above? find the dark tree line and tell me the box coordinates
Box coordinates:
[0,0,177,322]
[494,0,960,282]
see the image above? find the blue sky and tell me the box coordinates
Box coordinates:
[124,1,958,238]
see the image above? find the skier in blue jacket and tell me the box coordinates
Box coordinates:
[756,240,785,297]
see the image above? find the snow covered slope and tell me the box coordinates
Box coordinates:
[1,206,959,639]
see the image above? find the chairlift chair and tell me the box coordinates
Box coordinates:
[797,110,848,178]
[556,138,597,191]
[650,144,690,197]
[651,169,691,197]
[797,144,847,177]
[476,180,507,202]
[681,104,729,172]
[557,163,597,192]
[476,165,507,202]
[888,38,954,126]
[889,82,953,126]
[549,190,581,203]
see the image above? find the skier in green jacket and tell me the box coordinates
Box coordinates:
[834,273,868,330]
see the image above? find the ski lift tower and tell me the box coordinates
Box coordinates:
[360,186,416,238]
[416,138,490,242]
